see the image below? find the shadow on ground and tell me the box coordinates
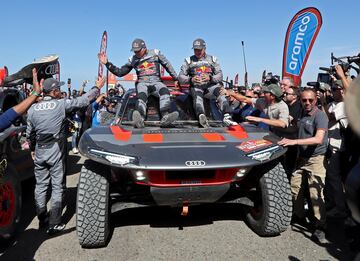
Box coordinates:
[0,186,77,260]
[111,203,246,230]
[290,217,360,261]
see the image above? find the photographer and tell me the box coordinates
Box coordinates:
[323,80,349,219]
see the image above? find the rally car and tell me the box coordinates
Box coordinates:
[76,83,292,248]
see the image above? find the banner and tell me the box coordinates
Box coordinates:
[161,66,165,76]
[234,74,239,85]
[282,7,322,87]
[55,61,60,81]
[98,31,108,78]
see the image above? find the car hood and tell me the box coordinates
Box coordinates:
[79,124,286,170]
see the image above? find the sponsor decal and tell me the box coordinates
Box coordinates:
[196,66,212,75]
[185,160,206,167]
[45,64,59,75]
[282,7,322,87]
[34,101,57,111]
[237,139,272,152]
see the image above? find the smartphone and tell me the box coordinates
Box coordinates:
[67,78,71,85]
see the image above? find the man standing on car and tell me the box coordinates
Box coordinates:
[27,76,105,234]
[278,88,329,243]
[178,38,237,127]
[98,39,179,128]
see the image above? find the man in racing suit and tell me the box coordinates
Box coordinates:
[98,38,179,128]
[178,38,237,127]
[26,76,105,234]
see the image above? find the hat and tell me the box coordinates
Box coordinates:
[262,84,283,98]
[43,78,64,92]
[332,80,344,89]
[192,38,206,49]
[131,38,146,51]
[318,82,331,92]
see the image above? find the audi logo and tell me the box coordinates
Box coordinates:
[34,101,57,111]
[45,64,59,75]
[185,160,206,167]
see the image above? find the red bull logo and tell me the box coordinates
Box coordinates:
[139,61,155,69]
[195,66,212,75]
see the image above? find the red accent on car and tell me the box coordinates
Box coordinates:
[143,133,164,143]
[135,168,240,187]
[110,126,132,141]
[0,182,16,226]
[201,133,226,142]
[226,125,248,139]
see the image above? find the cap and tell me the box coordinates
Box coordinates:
[131,38,146,51]
[318,82,331,92]
[43,78,64,92]
[192,38,206,50]
[332,80,344,89]
[262,84,283,98]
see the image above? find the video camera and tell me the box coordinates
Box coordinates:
[263,72,280,86]
[319,53,360,80]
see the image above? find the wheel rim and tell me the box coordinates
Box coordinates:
[0,182,16,227]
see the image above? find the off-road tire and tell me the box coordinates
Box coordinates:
[76,160,110,248]
[0,164,22,240]
[245,162,292,236]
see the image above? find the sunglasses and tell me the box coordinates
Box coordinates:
[301,98,314,103]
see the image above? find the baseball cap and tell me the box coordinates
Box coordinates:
[332,80,344,90]
[43,78,64,92]
[192,38,206,49]
[131,38,146,51]
[262,84,283,98]
[318,82,331,92]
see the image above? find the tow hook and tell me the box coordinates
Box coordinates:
[181,201,189,216]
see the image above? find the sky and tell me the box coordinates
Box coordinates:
[1,0,359,91]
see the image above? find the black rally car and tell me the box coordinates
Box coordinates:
[76,85,292,248]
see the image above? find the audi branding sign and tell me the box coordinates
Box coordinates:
[185,160,206,167]
[45,64,59,75]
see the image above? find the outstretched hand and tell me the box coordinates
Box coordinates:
[95,76,106,89]
[98,52,108,65]
[32,68,43,95]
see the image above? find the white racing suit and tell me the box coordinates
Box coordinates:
[178,54,230,117]
[105,49,177,118]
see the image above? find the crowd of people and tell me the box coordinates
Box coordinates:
[223,65,359,244]
[0,38,359,247]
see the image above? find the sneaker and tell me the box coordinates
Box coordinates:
[311,229,328,244]
[132,110,145,128]
[198,114,209,128]
[72,148,79,154]
[160,111,179,127]
[223,113,238,126]
[47,223,66,235]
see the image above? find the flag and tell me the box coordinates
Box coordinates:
[234,74,239,85]
[282,7,322,87]
[98,31,108,78]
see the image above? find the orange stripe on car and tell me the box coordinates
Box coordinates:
[226,125,248,139]
[143,133,164,143]
[110,126,132,141]
[202,133,225,142]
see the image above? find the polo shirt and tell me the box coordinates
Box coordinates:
[298,107,329,158]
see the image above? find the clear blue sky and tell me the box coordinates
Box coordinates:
[1,0,359,90]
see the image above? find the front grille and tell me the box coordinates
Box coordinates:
[166,170,215,180]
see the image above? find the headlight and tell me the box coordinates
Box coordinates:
[247,145,281,162]
[89,149,137,166]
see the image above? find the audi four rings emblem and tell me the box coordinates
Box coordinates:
[185,160,206,167]
[45,64,59,75]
